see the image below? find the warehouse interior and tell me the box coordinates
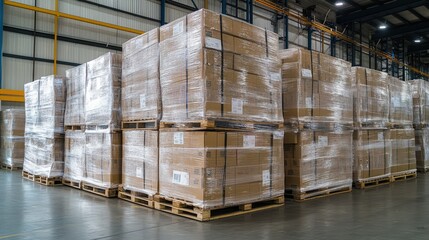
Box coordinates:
[1,0,429,239]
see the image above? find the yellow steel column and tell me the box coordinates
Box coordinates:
[53,0,59,75]
[204,0,208,9]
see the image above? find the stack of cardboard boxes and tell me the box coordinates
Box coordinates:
[281,48,353,199]
[157,9,284,210]
[120,28,160,204]
[81,53,122,196]
[1,109,25,169]
[410,79,429,172]
[23,76,66,179]
[387,77,416,180]
[352,67,391,186]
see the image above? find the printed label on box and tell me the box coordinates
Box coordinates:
[270,72,281,81]
[172,170,189,186]
[243,135,256,148]
[263,170,271,186]
[136,167,143,178]
[318,136,328,147]
[302,69,312,78]
[305,97,312,108]
[174,132,184,145]
[232,98,243,114]
[140,94,146,108]
[205,37,222,51]
[173,21,184,36]
[274,131,284,139]
[378,132,384,141]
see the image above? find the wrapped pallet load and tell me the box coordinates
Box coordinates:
[0,109,25,170]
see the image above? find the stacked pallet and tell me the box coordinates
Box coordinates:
[23,76,65,185]
[119,28,160,207]
[352,67,391,188]
[81,53,122,197]
[0,109,25,170]
[387,77,416,182]
[410,79,429,172]
[155,9,284,221]
[281,48,353,201]
[63,64,86,189]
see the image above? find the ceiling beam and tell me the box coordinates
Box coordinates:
[337,0,429,24]
[408,8,426,21]
[372,20,429,40]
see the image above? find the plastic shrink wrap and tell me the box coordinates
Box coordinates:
[279,48,353,127]
[159,9,282,124]
[415,129,429,171]
[1,109,25,168]
[410,79,429,127]
[388,129,416,174]
[284,130,353,193]
[388,77,413,125]
[85,52,122,131]
[352,67,389,127]
[65,63,86,126]
[23,76,66,177]
[122,130,158,195]
[158,130,284,209]
[122,28,161,121]
[64,130,85,182]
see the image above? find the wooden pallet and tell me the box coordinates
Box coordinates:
[1,163,23,171]
[122,120,158,130]
[160,119,283,131]
[62,178,82,189]
[354,122,387,129]
[286,185,352,201]
[85,125,119,132]
[64,125,85,131]
[387,123,413,129]
[117,186,154,208]
[354,176,391,189]
[81,182,118,198]
[285,121,353,131]
[417,168,429,173]
[154,195,284,221]
[22,171,62,186]
[391,170,417,182]
[413,124,429,130]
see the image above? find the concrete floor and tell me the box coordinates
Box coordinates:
[0,171,428,240]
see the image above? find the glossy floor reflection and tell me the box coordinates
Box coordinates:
[0,170,428,240]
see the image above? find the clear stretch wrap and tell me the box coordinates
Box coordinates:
[64,130,85,182]
[415,129,429,171]
[23,76,66,177]
[1,109,25,168]
[353,129,390,182]
[86,52,122,131]
[410,79,429,126]
[83,132,122,188]
[284,130,353,193]
[122,130,158,195]
[388,129,416,174]
[159,131,284,209]
[279,48,353,127]
[159,9,282,124]
[352,67,389,126]
[388,77,413,125]
[122,28,161,121]
[65,63,86,126]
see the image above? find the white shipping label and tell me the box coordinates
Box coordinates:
[243,135,256,148]
[136,167,143,178]
[174,132,184,145]
[270,72,281,81]
[263,170,271,186]
[318,136,328,147]
[305,97,313,108]
[172,170,189,186]
[378,132,384,141]
[302,69,313,78]
[173,21,184,36]
[139,94,146,109]
[273,131,284,139]
[205,37,222,51]
[232,98,244,114]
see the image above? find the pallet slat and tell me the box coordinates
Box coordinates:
[154,195,284,221]
[117,186,154,208]
[391,170,417,182]
[22,171,62,186]
[122,120,158,130]
[62,178,82,189]
[284,122,353,131]
[160,119,283,131]
[1,163,23,171]
[64,125,85,131]
[81,182,118,198]
[354,176,391,189]
[286,185,352,201]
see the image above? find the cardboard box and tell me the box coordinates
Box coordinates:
[353,129,390,181]
[122,28,161,121]
[284,130,353,193]
[159,130,284,209]
[415,129,429,170]
[64,130,85,181]
[410,79,429,126]
[1,109,25,167]
[388,129,416,174]
[159,9,283,124]
[84,132,122,188]
[279,48,353,126]
[122,130,158,195]
[352,67,389,125]
[388,76,413,125]
[65,64,86,126]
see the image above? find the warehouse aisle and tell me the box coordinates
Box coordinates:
[0,171,427,240]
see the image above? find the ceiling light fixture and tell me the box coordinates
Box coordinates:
[415,39,422,43]
[335,1,344,6]
[379,24,387,30]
